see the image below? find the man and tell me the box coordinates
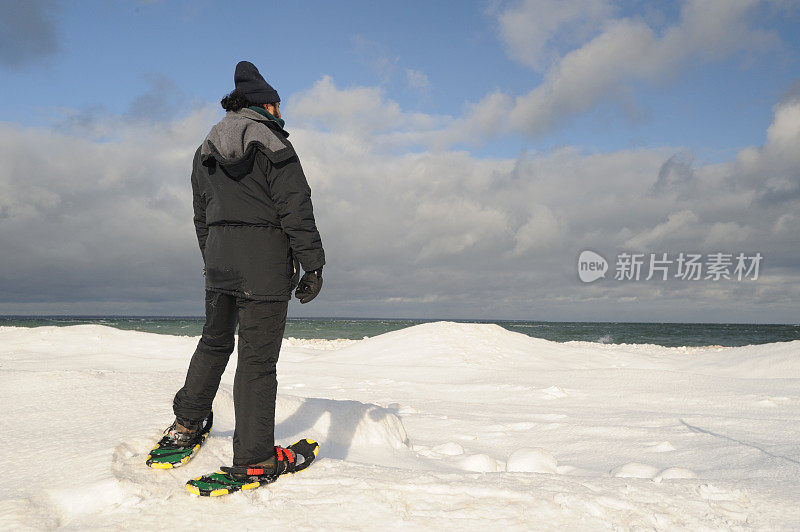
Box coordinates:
[149,61,325,477]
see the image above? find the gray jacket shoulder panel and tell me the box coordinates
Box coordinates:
[200,109,292,163]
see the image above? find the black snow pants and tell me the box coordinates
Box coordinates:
[173,290,288,466]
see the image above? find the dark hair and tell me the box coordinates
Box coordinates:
[220,89,253,111]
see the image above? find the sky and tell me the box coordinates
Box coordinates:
[1,0,799,322]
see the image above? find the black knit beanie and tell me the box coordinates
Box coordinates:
[234,61,280,104]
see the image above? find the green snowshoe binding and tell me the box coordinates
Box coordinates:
[186,439,319,497]
[146,411,213,469]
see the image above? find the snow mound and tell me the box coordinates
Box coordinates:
[610,462,661,479]
[676,340,800,378]
[276,396,411,459]
[322,321,800,378]
[456,453,503,472]
[211,388,410,461]
[0,324,197,372]
[655,468,697,481]
[506,448,558,473]
[5,322,798,378]
[326,321,627,371]
[567,336,800,378]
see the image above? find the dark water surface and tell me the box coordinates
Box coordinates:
[1,316,798,347]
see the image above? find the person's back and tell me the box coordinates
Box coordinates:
[192,104,323,299]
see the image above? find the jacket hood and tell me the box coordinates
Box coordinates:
[200,108,289,178]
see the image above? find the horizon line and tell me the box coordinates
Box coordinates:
[0,315,797,326]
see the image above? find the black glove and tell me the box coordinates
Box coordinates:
[295,268,323,304]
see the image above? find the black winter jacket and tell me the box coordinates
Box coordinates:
[191,108,325,301]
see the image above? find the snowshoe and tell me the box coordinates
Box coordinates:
[185,438,319,497]
[146,411,213,469]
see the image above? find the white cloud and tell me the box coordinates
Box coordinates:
[512,0,774,135]
[380,1,779,147]
[512,205,563,255]
[1,76,799,320]
[623,210,700,250]
[0,106,220,309]
[467,0,778,138]
[408,199,511,262]
[765,99,800,148]
[497,0,612,71]
[289,75,402,131]
[287,76,446,138]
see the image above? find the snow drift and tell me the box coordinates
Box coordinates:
[1,322,798,529]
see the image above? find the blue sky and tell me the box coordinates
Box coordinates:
[1,0,799,321]
[5,1,798,157]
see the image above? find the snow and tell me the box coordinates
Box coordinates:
[610,462,662,479]
[506,448,558,473]
[455,453,504,473]
[1,321,799,530]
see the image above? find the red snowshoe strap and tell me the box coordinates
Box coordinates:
[221,445,303,480]
[221,465,278,481]
[275,446,296,464]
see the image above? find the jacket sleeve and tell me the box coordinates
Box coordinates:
[190,147,208,262]
[260,150,326,272]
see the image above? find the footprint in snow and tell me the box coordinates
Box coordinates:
[697,484,749,522]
